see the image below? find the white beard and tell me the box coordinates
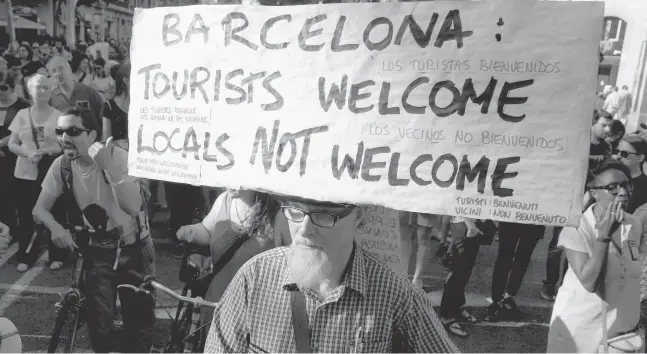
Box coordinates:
[288,245,332,291]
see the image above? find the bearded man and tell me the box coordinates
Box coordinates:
[204,196,458,353]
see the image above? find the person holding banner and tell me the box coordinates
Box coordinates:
[547,160,643,353]
[176,189,289,341]
[204,196,458,353]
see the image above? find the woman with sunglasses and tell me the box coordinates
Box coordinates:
[16,44,33,68]
[0,72,30,245]
[176,189,289,342]
[614,134,647,214]
[8,74,65,272]
[547,160,643,353]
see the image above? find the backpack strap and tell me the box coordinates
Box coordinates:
[60,156,83,226]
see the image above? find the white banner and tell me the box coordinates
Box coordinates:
[128,1,603,226]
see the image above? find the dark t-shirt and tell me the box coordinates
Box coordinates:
[628,174,647,214]
[50,82,103,121]
[103,99,128,141]
[589,140,612,171]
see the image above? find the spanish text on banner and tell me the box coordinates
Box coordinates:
[128,1,604,227]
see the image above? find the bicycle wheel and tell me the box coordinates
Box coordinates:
[165,303,194,353]
[48,302,81,353]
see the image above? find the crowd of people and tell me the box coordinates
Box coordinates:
[0,30,645,353]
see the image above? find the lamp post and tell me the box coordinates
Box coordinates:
[4,0,16,44]
[67,0,77,48]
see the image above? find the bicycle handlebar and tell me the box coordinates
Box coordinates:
[117,270,218,309]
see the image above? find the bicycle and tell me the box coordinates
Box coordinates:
[118,265,217,353]
[47,225,94,353]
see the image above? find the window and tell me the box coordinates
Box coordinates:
[600,17,627,56]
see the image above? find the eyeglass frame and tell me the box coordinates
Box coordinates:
[55,126,92,137]
[589,180,633,195]
[281,205,354,228]
[613,149,641,159]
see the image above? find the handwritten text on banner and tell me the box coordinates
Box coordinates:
[128,2,603,227]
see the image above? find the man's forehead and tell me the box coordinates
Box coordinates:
[57,115,83,126]
[281,198,354,212]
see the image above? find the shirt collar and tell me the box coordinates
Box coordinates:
[281,242,367,299]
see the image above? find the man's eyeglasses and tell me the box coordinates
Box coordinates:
[281,206,353,228]
[613,149,640,159]
[589,180,633,195]
[55,127,92,137]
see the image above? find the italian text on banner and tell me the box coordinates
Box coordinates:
[128,1,603,227]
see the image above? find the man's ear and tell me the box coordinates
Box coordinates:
[89,130,97,142]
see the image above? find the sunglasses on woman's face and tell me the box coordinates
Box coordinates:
[55,126,92,137]
[0,84,9,92]
[613,149,639,158]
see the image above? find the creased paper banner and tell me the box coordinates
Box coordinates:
[128,1,603,227]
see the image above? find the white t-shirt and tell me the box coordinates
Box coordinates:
[547,205,642,353]
[41,147,147,242]
[9,107,61,180]
[91,76,114,101]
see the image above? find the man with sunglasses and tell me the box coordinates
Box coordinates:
[204,196,458,353]
[32,108,155,352]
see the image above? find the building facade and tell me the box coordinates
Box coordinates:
[569,0,647,130]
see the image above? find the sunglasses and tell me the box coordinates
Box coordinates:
[0,84,9,92]
[55,127,92,137]
[589,180,633,195]
[613,149,640,158]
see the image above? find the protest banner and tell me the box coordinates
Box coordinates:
[128,1,603,227]
[356,206,405,274]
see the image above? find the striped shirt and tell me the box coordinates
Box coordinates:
[204,243,459,353]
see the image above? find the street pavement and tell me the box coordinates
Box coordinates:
[0,210,555,353]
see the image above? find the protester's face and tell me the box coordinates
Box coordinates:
[39,43,51,59]
[590,169,631,209]
[18,46,29,59]
[284,200,356,289]
[55,41,62,49]
[27,75,52,103]
[94,64,104,77]
[108,46,118,60]
[80,58,89,72]
[0,62,7,74]
[48,61,72,84]
[10,66,20,79]
[0,79,13,101]
[109,39,117,47]
[57,115,95,159]
[593,117,612,139]
[615,140,644,170]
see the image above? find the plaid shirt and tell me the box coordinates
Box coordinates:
[204,243,459,353]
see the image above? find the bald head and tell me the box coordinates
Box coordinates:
[46,55,74,89]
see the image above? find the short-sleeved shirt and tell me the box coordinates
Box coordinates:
[548,205,642,353]
[40,147,145,243]
[103,99,128,141]
[50,82,103,121]
[204,243,459,353]
[91,76,114,102]
[8,107,61,180]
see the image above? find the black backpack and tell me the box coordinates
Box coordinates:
[59,153,150,241]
